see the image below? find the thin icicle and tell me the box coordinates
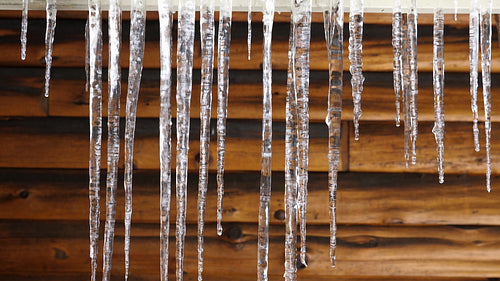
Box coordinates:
[20,0,28,60]
[408,0,418,165]
[470,0,480,152]
[44,0,57,98]
[85,19,90,92]
[283,23,298,281]
[216,0,232,237]
[324,0,343,267]
[432,7,445,184]
[293,0,312,268]
[257,1,274,280]
[480,1,492,192]
[175,0,195,279]
[123,0,146,279]
[197,0,215,279]
[247,0,252,60]
[402,13,411,167]
[392,0,402,127]
[349,0,364,140]
[454,0,458,21]
[102,0,121,280]
[158,0,173,280]
[87,0,102,280]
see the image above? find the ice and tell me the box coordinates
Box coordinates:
[175,0,195,279]
[349,0,364,140]
[480,1,492,192]
[408,0,418,165]
[392,0,402,127]
[87,0,103,280]
[20,0,28,60]
[44,0,57,98]
[197,0,214,279]
[470,0,480,152]
[247,0,252,60]
[216,0,232,237]
[455,0,458,21]
[257,0,274,280]
[432,7,445,184]
[402,14,411,166]
[324,0,343,267]
[85,19,90,92]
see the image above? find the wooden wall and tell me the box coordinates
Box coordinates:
[0,9,500,281]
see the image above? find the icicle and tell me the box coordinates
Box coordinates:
[402,13,411,167]
[324,0,343,267]
[247,0,252,60]
[470,0,480,152]
[197,0,215,279]
[216,0,232,237]
[87,0,103,281]
[44,0,57,98]
[454,0,458,21]
[85,19,90,92]
[175,0,195,279]
[480,1,492,192]
[293,0,312,268]
[432,7,445,184]
[283,23,298,281]
[158,0,173,280]
[123,0,146,279]
[20,0,28,60]
[257,1,274,280]
[392,0,402,127]
[349,0,364,140]
[408,0,418,165]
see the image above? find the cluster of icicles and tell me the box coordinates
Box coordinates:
[19,0,495,280]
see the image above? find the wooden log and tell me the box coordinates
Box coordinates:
[0,169,498,225]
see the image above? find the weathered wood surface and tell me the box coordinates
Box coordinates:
[0,169,498,225]
[0,18,498,72]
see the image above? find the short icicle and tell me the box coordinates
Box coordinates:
[480,0,492,192]
[87,0,103,280]
[197,0,215,279]
[175,0,196,279]
[324,0,343,267]
[158,0,173,280]
[408,0,418,165]
[349,0,364,140]
[470,0,480,152]
[432,6,445,184]
[247,0,252,60]
[20,0,28,60]
[123,0,146,279]
[454,0,458,21]
[392,0,402,127]
[257,1,275,280]
[44,0,57,98]
[216,0,232,237]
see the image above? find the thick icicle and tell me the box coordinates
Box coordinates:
[283,24,298,281]
[85,19,90,92]
[158,0,173,280]
[392,0,402,127]
[123,0,146,279]
[324,0,343,267]
[44,0,57,98]
[349,0,364,140]
[216,0,232,237]
[175,0,195,279]
[402,14,411,166]
[293,0,312,268]
[247,0,252,60]
[470,0,480,152]
[197,0,215,279]
[87,0,103,280]
[481,1,492,192]
[432,7,445,184]
[20,0,28,60]
[257,1,274,280]
[408,0,418,165]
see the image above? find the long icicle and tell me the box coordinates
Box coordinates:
[349,0,364,140]
[257,0,275,280]
[324,0,343,267]
[392,0,402,127]
[293,0,312,267]
[408,0,418,165]
[20,0,28,60]
[197,0,215,279]
[402,13,411,167]
[85,19,90,92]
[87,0,102,280]
[216,0,232,237]
[102,0,121,280]
[470,0,480,151]
[44,0,57,98]
[283,23,298,281]
[432,6,445,184]
[158,0,173,279]
[175,0,195,279]
[124,0,146,279]
[247,0,252,60]
[480,1,492,192]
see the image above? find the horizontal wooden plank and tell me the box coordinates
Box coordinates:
[0,118,336,171]
[1,220,500,278]
[350,121,500,176]
[0,18,498,72]
[1,169,498,225]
